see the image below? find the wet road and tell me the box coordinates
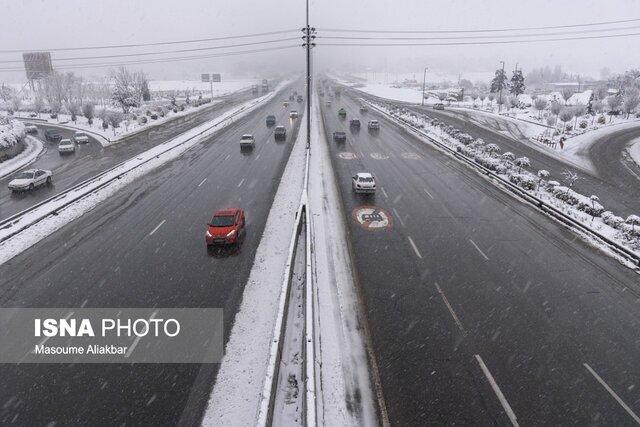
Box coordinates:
[0,87,304,425]
[320,90,640,425]
[1,87,260,220]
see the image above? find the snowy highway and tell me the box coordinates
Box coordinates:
[0,86,304,425]
[0,86,259,220]
[320,89,640,425]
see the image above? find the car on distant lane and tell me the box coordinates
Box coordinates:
[274,126,287,140]
[73,131,90,143]
[289,110,299,119]
[338,108,347,118]
[352,172,376,194]
[205,208,246,246]
[8,168,52,192]
[333,131,346,142]
[368,120,380,130]
[433,103,445,110]
[240,134,255,149]
[44,129,62,142]
[266,115,276,126]
[350,119,361,129]
[58,138,76,154]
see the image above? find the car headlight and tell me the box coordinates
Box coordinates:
[206,231,212,238]
[226,229,237,238]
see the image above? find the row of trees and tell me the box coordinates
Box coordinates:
[490,68,526,97]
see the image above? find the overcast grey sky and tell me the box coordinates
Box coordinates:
[1,0,639,82]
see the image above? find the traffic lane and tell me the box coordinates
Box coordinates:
[0,98,303,425]
[352,89,640,217]
[589,124,640,191]
[322,98,640,424]
[320,103,495,424]
[0,88,263,221]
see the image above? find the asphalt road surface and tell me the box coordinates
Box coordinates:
[0,87,260,220]
[320,90,640,425]
[0,87,304,425]
[350,88,640,218]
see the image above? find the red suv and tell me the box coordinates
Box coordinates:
[205,208,246,246]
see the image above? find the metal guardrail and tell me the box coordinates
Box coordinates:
[0,94,274,244]
[363,98,640,267]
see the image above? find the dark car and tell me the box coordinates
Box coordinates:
[44,129,62,142]
[266,115,276,126]
[338,108,347,118]
[274,125,287,140]
[333,131,346,142]
[350,119,361,129]
[205,208,246,247]
[297,95,303,103]
[433,103,445,110]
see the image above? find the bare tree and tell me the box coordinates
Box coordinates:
[10,95,21,113]
[606,95,622,122]
[33,95,44,118]
[573,103,586,128]
[111,67,140,113]
[82,103,95,126]
[622,87,640,119]
[533,98,548,119]
[559,108,574,132]
[591,99,604,124]
[550,101,562,118]
[66,101,80,123]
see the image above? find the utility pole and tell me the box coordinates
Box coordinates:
[498,60,505,113]
[421,67,428,106]
[302,0,315,149]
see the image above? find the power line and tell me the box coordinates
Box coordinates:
[318,17,640,34]
[0,37,301,64]
[0,44,300,73]
[0,29,300,54]
[320,31,640,47]
[319,24,640,41]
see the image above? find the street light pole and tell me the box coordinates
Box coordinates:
[421,67,428,106]
[498,60,505,113]
[302,0,315,149]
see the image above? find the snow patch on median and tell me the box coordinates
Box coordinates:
[0,136,44,179]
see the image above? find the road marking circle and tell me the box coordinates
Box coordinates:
[339,152,357,159]
[352,206,393,231]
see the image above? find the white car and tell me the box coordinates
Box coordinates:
[352,172,376,194]
[73,131,90,143]
[58,139,76,154]
[289,110,299,119]
[8,169,52,192]
[368,120,380,130]
[240,134,255,148]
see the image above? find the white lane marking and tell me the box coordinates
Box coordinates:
[126,310,158,358]
[392,207,405,227]
[584,363,640,424]
[434,283,465,334]
[198,178,207,187]
[224,154,231,161]
[380,187,389,199]
[423,188,434,199]
[469,239,489,260]
[149,220,166,236]
[237,178,245,188]
[407,236,422,259]
[255,153,261,160]
[475,355,519,426]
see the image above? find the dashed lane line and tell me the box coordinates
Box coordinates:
[475,355,519,426]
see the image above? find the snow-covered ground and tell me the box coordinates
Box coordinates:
[149,79,258,95]
[0,136,44,179]
[628,137,640,169]
[0,81,290,264]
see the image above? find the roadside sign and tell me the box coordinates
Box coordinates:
[211,73,221,82]
[352,206,393,231]
[201,74,210,82]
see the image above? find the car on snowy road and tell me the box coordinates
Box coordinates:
[274,126,287,140]
[73,132,90,143]
[368,120,380,131]
[352,172,376,194]
[289,110,299,119]
[350,119,361,129]
[433,103,445,110]
[338,108,347,118]
[333,131,346,142]
[44,129,62,142]
[205,208,246,246]
[266,115,276,126]
[240,134,255,149]
[8,168,52,192]
[58,138,76,154]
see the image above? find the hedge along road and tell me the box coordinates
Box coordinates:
[320,90,640,425]
[0,86,260,220]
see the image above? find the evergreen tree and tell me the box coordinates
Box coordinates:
[490,68,508,93]
[510,70,526,96]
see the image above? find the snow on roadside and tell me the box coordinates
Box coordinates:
[201,104,307,427]
[0,81,291,265]
[0,136,44,179]
[308,91,380,425]
[628,137,640,169]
